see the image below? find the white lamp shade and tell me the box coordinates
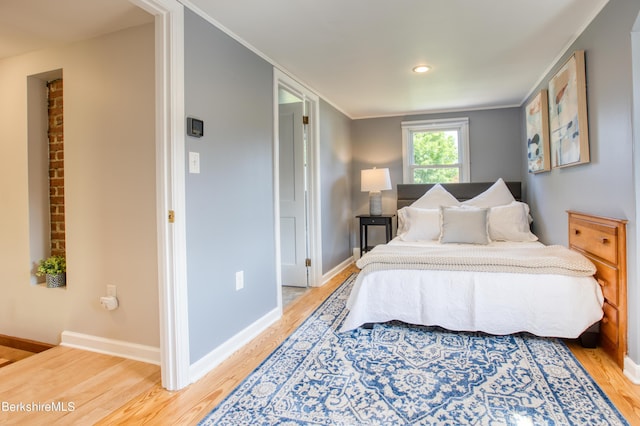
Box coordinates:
[361,168,392,192]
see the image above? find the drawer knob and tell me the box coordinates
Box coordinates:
[601,316,610,324]
[573,228,581,235]
[597,278,607,287]
[599,237,609,244]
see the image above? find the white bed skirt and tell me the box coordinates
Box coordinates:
[341,268,604,338]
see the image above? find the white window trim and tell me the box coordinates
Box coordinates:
[401,118,470,184]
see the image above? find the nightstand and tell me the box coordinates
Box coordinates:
[357,214,395,256]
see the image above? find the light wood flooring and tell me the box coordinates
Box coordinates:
[0,345,34,368]
[0,334,54,369]
[1,264,639,425]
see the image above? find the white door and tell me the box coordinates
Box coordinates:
[279,87,309,287]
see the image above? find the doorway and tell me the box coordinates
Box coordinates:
[274,69,322,296]
[278,86,309,288]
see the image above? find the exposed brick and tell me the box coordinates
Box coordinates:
[49,178,63,187]
[47,78,65,258]
[49,171,61,180]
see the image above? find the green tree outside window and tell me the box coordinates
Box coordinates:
[411,130,460,183]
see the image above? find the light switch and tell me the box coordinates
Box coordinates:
[189,152,200,174]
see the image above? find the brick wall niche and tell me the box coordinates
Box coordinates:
[47,79,65,257]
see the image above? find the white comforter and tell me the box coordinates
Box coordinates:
[341,240,604,338]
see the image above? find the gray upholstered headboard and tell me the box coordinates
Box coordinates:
[396,182,522,209]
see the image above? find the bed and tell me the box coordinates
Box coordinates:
[341,179,604,339]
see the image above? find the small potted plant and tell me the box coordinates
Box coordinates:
[36,255,66,288]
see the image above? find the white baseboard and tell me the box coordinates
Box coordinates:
[60,331,161,365]
[189,306,281,384]
[189,259,354,384]
[320,256,354,286]
[624,355,640,384]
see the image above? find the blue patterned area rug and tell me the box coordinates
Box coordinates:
[199,274,628,425]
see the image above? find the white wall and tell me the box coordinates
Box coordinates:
[0,23,159,347]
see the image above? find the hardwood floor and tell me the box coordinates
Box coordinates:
[0,345,160,425]
[1,263,639,425]
[0,335,51,370]
[0,345,34,369]
[566,340,640,422]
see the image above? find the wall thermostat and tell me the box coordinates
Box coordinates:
[187,117,204,138]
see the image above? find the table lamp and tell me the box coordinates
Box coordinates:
[361,167,391,215]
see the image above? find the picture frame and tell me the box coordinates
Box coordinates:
[548,50,590,168]
[526,89,550,173]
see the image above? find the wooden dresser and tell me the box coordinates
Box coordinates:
[568,211,628,368]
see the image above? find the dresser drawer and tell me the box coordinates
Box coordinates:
[569,219,617,264]
[568,211,627,369]
[360,216,390,226]
[601,302,619,347]
[591,259,618,306]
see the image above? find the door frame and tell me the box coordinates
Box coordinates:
[130,0,190,391]
[274,69,322,296]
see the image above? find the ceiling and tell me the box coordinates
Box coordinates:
[2,0,609,119]
[0,0,152,60]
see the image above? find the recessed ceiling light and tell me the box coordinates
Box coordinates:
[413,65,431,73]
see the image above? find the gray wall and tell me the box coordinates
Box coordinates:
[183,10,356,363]
[320,100,353,273]
[184,9,277,363]
[351,108,522,247]
[522,0,640,362]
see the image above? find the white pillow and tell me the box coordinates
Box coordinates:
[489,201,538,242]
[462,178,515,208]
[412,184,461,209]
[440,206,490,245]
[397,207,409,235]
[398,207,441,241]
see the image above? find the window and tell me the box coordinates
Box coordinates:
[401,118,470,184]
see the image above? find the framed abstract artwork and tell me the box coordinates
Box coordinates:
[548,50,590,168]
[526,89,550,173]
